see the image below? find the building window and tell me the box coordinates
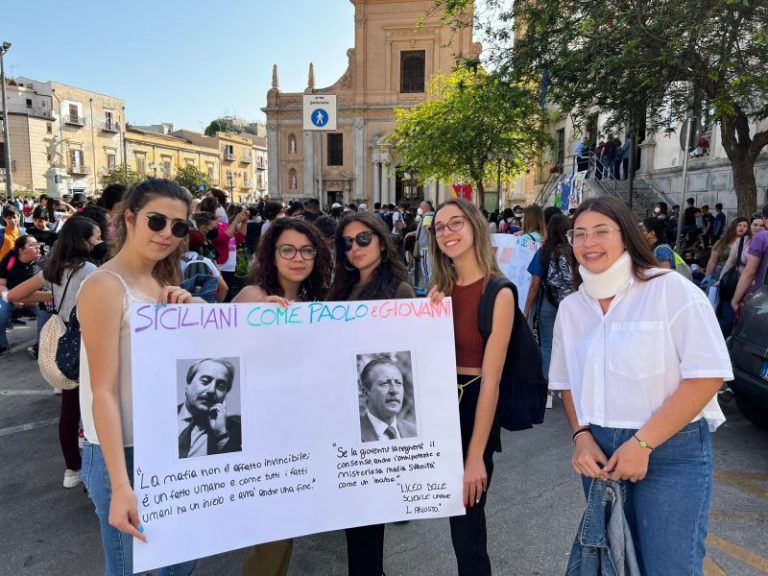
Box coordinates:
[289,168,298,190]
[106,152,116,170]
[68,104,79,121]
[327,133,343,166]
[70,149,84,169]
[207,164,215,181]
[288,134,297,155]
[26,99,32,108]
[47,123,53,135]
[161,157,172,179]
[223,145,234,161]
[400,50,426,93]
[136,154,146,176]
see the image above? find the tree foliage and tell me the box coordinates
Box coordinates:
[174,164,210,197]
[204,119,229,137]
[440,0,768,215]
[389,68,551,196]
[101,164,139,188]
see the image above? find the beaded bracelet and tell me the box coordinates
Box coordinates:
[572,427,591,443]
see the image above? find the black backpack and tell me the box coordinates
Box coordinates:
[477,276,548,431]
[180,253,218,303]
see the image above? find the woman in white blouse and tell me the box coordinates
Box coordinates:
[550,197,732,575]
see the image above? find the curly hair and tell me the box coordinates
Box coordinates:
[328,212,409,300]
[248,217,331,301]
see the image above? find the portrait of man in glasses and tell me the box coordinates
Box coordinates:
[177,357,243,459]
[358,353,417,443]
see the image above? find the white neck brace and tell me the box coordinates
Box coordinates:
[579,251,633,300]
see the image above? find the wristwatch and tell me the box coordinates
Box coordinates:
[633,434,654,451]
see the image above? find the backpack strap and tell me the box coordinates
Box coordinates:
[477,276,518,344]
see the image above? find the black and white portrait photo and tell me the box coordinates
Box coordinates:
[356,351,417,443]
[176,357,243,459]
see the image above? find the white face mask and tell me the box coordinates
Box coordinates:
[579,251,633,300]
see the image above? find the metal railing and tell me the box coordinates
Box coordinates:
[534,170,562,206]
[69,164,90,175]
[101,120,120,133]
[63,114,86,127]
[240,151,252,163]
[223,151,235,161]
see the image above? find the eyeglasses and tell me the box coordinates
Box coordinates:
[342,231,374,251]
[276,244,317,261]
[566,226,621,246]
[23,242,40,250]
[433,217,466,237]
[143,213,190,238]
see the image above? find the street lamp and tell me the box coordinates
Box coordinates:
[0,41,13,201]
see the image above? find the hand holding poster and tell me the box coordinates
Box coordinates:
[130,299,464,573]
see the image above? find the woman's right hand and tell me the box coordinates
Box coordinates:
[427,286,445,305]
[572,433,609,479]
[264,294,291,308]
[108,483,147,542]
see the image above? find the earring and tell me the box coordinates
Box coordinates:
[344,262,356,272]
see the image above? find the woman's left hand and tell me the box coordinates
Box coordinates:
[159,286,194,304]
[604,439,651,483]
[463,455,488,508]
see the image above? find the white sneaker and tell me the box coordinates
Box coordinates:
[63,469,82,489]
[546,393,554,409]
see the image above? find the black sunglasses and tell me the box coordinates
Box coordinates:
[342,231,374,251]
[143,213,190,238]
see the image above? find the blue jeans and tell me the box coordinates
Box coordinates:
[583,420,712,575]
[0,300,50,348]
[538,296,558,380]
[82,442,198,576]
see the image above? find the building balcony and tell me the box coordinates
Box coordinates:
[256,160,266,170]
[223,151,235,161]
[69,164,90,176]
[102,120,120,133]
[28,106,54,119]
[240,152,252,163]
[63,115,86,127]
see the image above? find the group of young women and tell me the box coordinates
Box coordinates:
[69,177,729,576]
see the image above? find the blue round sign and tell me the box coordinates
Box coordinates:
[311,109,329,127]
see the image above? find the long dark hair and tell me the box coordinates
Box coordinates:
[541,213,572,262]
[114,178,193,286]
[248,217,331,301]
[328,212,408,300]
[43,216,100,285]
[571,197,659,289]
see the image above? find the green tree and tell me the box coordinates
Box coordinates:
[101,164,139,188]
[440,0,768,215]
[204,119,229,137]
[389,68,551,199]
[174,164,210,197]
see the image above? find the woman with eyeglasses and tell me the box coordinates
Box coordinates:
[77,178,199,576]
[550,197,731,575]
[233,216,331,576]
[328,211,414,576]
[427,198,513,576]
[8,217,105,488]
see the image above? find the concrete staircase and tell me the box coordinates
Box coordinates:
[583,176,675,221]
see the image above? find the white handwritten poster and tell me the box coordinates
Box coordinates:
[491,233,541,309]
[130,299,464,573]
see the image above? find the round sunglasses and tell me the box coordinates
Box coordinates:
[143,213,190,238]
[342,231,374,251]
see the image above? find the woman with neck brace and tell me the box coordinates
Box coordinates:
[549,197,732,575]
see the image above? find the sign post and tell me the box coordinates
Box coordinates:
[303,94,337,203]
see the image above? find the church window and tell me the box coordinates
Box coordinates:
[400,50,426,93]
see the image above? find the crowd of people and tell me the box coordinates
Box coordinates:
[1,179,767,575]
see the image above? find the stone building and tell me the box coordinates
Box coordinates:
[1,77,124,195]
[125,127,220,189]
[263,0,478,207]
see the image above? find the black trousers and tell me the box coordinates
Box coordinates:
[449,450,495,576]
[60,387,81,471]
[345,523,385,576]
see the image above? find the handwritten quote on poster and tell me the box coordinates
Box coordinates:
[491,233,540,309]
[130,299,464,572]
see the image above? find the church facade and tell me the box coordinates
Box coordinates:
[263,0,478,207]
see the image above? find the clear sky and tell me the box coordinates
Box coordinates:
[2,0,355,131]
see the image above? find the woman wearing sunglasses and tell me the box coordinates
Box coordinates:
[428,198,513,576]
[233,216,331,576]
[328,212,414,576]
[77,178,199,576]
[550,197,731,574]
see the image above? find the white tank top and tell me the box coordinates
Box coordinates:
[78,269,156,447]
